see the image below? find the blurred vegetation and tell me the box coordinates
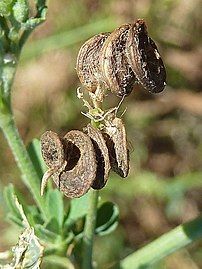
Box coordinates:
[0,0,202,268]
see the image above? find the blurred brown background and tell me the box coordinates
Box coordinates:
[0,0,202,268]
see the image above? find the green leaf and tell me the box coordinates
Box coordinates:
[45,217,59,234]
[43,255,75,269]
[95,202,119,236]
[45,189,64,229]
[34,224,60,244]
[4,184,23,223]
[0,0,13,17]
[13,0,29,23]
[64,192,91,228]
[7,212,24,227]
[27,138,46,179]
[25,205,43,227]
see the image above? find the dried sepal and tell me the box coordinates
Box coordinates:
[103,117,129,178]
[126,19,166,93]
[85,124,111,189]
[76,33,110,94]
[100,24,136,97]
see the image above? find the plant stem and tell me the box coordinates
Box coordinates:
[19,29,33,50]
[82,189,99,269]
[0,112,49,220]
[120,215,202,269]
[0,60,48,220]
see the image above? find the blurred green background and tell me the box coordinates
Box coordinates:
[0,0,202,268]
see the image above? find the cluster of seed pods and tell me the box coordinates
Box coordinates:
[76,19,166,99]
[41,118,129,198]
[41,19,166,198]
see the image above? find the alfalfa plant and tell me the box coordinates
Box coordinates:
[0,1,202,268]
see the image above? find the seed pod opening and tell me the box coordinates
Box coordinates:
[126,19,166,93]
[103,118,129,178]
[76,33,110,93]
[41,130,97,198]
[100,24,137,97]
[85,124,111,189]
[58,130,97,198]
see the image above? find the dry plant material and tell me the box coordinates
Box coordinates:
[41,131,65,169]
[100,24,136,97]
[76,33,110,101]
[103,117,129,178]
[76,19,166,100]
[41,130,97,198]
[40,19,166,197]
[40,118,130,197]
[41,131,67,195]
[126,19,166,93]
[85,124,111,189]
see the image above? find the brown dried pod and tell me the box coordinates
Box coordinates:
[41,130,97,198]
[41,131,65,169]
[103,117,129,178]
[76,33,110,93]
[85,124,111,189]
[100,24,137,97]
[126,19,166,93]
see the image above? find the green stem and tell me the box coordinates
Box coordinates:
[82,190,99,269]
[120,215,202,269]
[19,29,33,50]
[0,60,48,220]
[0,112,49,220]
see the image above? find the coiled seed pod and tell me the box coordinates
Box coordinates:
[76,19,166,99]
[103,117,129,178]
[85,124,111,189]
[41,131,65,169]
[41,130,97,198]
[76,33,110,93]
[126,19,166,93]
[100,24,137,97]
[41,119,131,197]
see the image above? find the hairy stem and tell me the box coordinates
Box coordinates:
[120,215,202,268]
[0,112,49,220]
[82,190,99,269]
[0,59,49,220]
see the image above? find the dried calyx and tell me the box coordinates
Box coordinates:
[40,118,129,198]
[76,19,166,100]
